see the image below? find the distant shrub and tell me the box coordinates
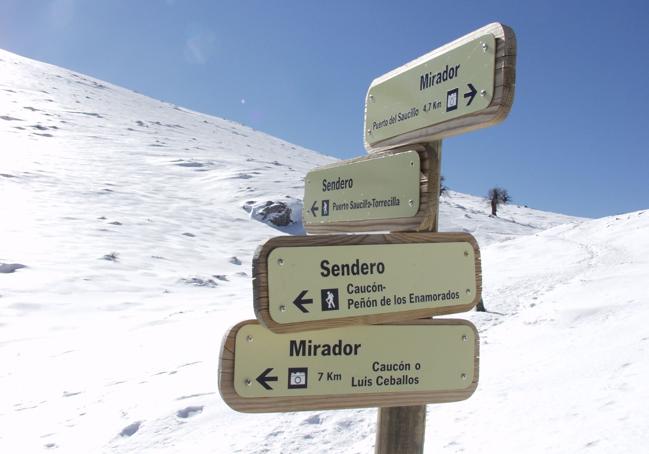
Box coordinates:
[487,187,511,216]
[440,175,448,196]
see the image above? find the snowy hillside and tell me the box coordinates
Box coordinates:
[2,48,647,454]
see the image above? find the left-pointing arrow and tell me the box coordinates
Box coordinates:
[256,368,278,390]
[310,200,319,217]
[293,290,313,313]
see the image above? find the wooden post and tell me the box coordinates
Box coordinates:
[376,405,427,454]
[375,141,442,453]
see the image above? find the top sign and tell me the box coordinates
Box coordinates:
[366,35,495,143]
[364,23,516,152]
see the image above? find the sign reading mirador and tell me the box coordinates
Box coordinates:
[365,34,496,146]
[218,320,478,412]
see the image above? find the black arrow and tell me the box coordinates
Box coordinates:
[293,290,313,313]
[464,83,477,106]
[256,368,278,390]
[310,200,319,217]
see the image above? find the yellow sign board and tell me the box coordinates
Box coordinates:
[302,151,421,227]
[365,34,495,146]
[219,320,478,412]
[362,22,517,153]
[253,233,481,332]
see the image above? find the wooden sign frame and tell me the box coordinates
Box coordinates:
[218,319,479,413]
[303,150,421,233]
[253,231,481,333]
[364,22,516,152]
[304,145,442,234]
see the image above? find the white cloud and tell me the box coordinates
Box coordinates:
[183,27,216,65]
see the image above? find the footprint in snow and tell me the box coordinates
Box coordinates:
[101,252,119,262]
[62,390,82,398]
[302,413,322,425]
[177,161,204,168]
[176,406,203,419]
[180,277,218,288]
[119,421,142,437]
[1,115,22,121]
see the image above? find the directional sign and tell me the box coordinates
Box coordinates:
[365,34,494,145]
[303,150,421,231]
[218,319,479,413]
[253,232,481,333]
[364,22,516,151]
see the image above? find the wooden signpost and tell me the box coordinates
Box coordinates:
[253,232,481,333]
[219,319,478,413]
[218,21,516,454]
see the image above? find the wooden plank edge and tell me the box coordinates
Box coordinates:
[218,319,479,413]
[415,141,440,231]
[369,22,510,86]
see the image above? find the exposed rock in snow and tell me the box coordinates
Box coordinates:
[0,263,27,273]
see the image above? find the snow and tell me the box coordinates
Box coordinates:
[1,48,647,453]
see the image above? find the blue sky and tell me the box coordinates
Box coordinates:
[2,0,648,218]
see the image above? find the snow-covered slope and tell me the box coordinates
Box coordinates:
[439,190,581,245]
[2,48,646,454]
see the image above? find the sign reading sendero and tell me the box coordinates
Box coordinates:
[253,232,481,332]
[218,320,478,412]
[303,150,420,227]
[365,34,496,146]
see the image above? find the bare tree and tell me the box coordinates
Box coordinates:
[487,187,511,216]
[439,175,448,196]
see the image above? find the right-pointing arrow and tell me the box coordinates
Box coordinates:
[292,290,313,313]
[464,83,477,106]
[256,368,278,390]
